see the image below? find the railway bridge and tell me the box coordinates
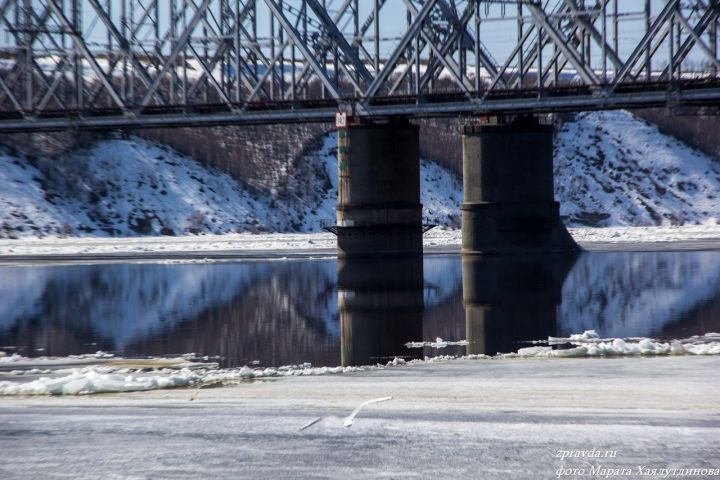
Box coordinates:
[0,0,718,255]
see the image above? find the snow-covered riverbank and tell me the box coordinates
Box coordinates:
[4,225,720,258]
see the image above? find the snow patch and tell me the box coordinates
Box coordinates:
[9,225,720,257]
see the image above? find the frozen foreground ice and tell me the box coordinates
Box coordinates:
[0,354,719,479]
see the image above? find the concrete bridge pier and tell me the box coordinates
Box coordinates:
[461,116,577,255]
[338,257,424,366]
[335,120,422,258]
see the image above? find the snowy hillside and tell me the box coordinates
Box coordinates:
[0,133,461,238]
[0,137,311,237]
[1,110,719,238]
[555,110,720,227]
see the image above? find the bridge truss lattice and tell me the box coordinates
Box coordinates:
[0,0,718,131]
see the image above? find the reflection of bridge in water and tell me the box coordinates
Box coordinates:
[2,253,720,366]
[338,254,577,362]
[338,257,425,366]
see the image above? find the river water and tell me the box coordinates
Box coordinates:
[1,251,719,368]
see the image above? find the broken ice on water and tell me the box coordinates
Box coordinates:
[1,330,719,396]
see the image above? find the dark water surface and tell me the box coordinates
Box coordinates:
[1,251,720,368]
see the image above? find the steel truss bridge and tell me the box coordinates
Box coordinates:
[0,0,718,132]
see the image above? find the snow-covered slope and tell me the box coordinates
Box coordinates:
[555,110,720,227]
[0,137,313,237]
[0,133,461,238]
[1,110,720,238]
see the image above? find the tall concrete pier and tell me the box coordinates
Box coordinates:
[461,117,577,255]
[462,255,577,356]
[338,257,424,366]
[336,120,422,258]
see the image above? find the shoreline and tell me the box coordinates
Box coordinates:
[3,226,720,263]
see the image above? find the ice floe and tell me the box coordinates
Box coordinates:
[0,362,380,396]
[404,337,469,349]
[1,331,719,395]
[505,331,720,358]
[0,369,202,395]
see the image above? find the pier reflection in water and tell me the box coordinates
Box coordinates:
[2,251,720,367]
[338,257,424,366]
[462,254,577,356]
[462,254,577,355]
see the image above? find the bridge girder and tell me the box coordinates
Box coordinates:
[0,0,717,132]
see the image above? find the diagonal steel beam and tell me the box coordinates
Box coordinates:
[253,1,336,103]
[484,24,536,93]
[401,0,472,93]
[364,0,439,100]
[658,5,719,80]
[236,22,281,92]
[305,0,373,85]
[139,0,212,108]
[526,3,601,85]
[86,0,166,104]
[30,56,64,110]
[263,0,342,99]
[36,59,68,111]
[562,0,622,71]
[0,1,42,108]
[0,0,13,21]
[613,0,677,85]
[10,5,67,110]
[47,0,127,111]
[84,1,185,105]
[187,41,234,107]
[418,0,496,91]
[0,74,25,114]
[283,0,356,100]
[674,9,720,70]
[512,0,613,88]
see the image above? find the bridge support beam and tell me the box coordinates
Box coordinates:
[335,120,422,258]
[461,117,578,255]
